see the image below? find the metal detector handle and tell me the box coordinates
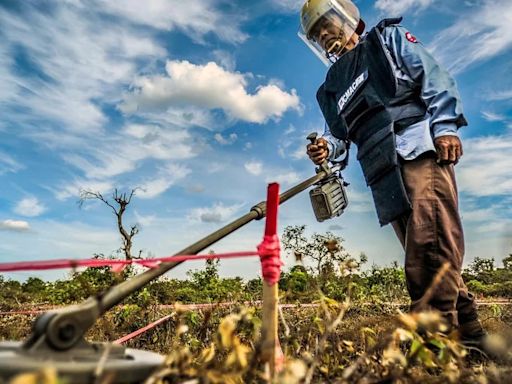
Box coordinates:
[307,132,331,175]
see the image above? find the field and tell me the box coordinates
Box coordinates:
[1,226,512,383]
[1,301,512,383]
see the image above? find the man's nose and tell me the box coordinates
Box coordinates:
[318,27,329,44]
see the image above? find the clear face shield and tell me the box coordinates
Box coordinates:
[299,0,361,66]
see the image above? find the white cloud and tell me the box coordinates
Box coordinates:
[284,125,296,135]
[269,0,303,12]
[488,89,512,101]
[134,210,157,227]
[482,111,507,122]
[290,145,307,160]
[429,0,512,73]
[266,171,300,186]
[457,134,512,196]
[138,164,191,199]
[461,206,499,222]
[214,133,238,145]
[120,60,301,124]
[212,50,237,71]
[245,161,263,176]
[0,44,16,104]
[375,0,435,15]
[0,151,24,174]
[55,179,115,201]
[97,0,248,44]
[206,162,225,174]
[188,202,243,223]
[0,3,166,133]
[14,197,47,217]
[39,124,196,198]
[345,188,374,213]
[0,220,30,232]
[64,124,195,179]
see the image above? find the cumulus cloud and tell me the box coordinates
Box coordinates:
[245,161,263,176]
[0,2,238,204]
[0,220,30,232]
[120,60,301,124]
[429,0,512,73]
[457,134,512,197]
[375,0,435,15]
[188,202,243,223]
[14,197,46,217]
[215,133,238,145]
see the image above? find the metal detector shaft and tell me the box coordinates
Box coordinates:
[99,170,328,313]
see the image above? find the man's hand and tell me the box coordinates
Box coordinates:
[307,137,329,165]
[434,135,463,165]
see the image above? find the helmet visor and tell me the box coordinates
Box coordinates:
[299,0,360,65]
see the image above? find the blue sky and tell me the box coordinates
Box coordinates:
[1,0,511,281]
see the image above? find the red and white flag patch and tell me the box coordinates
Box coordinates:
[405,32,418,43]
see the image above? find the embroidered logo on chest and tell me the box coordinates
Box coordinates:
[337,70,368,113]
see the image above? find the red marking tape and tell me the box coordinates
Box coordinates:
[257,183,283,285]
[405,32,418,43]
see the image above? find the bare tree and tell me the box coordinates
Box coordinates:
[79,188,141,261]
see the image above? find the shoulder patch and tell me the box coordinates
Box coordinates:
[405,32,418,43]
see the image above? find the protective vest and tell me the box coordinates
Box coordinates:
[316,18,427,226]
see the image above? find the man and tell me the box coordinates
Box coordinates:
[300,0,485,345]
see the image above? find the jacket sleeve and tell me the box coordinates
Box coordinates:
[322,123,347,161]
[383,25,467,138]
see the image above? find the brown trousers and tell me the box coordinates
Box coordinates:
[391,152,478,327]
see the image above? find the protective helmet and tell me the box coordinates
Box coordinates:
[299,0,365,65]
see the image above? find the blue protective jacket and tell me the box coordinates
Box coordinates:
[324,22,467,161]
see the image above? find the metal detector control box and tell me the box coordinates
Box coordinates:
[310,174,348,222]
[306,132,349,222]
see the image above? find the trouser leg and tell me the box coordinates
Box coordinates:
[391,153,479,328]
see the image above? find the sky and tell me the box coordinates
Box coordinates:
[1,0,511,281]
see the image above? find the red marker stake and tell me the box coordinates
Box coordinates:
[258,183,284,379]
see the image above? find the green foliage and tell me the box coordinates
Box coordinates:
[463,255,512,297]
[363,262,408,302]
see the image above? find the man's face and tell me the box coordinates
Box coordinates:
[310,15,344,52]
[310,14,359,56]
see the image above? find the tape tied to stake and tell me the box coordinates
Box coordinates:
[257,234,282,285]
